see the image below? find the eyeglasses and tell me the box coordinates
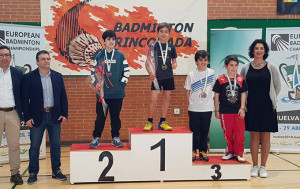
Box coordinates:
[0,54,11,58]
[39,58,51,61]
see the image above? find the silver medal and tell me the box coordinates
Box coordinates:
[105,49,115,77]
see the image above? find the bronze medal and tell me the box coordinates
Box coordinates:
[107,71,112,77]
[201,92,207,98]
[230,96,237,103]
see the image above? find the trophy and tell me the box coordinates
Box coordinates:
[146,42,160,91]
[91,58,108,116]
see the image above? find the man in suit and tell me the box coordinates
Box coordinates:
[0,45,23,185]
[22,50,68,184]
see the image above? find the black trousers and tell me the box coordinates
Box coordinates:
[93,98,123,138]
[188,111,212,152]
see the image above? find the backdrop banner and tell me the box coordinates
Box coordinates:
[41,0,207,75]
[1,130,46,164]
[209,28,262,152]
[266,27,300,153]
[277,0,300,14]
[0,23,46,164]
[0,23,45,74]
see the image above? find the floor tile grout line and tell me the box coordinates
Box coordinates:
[11,167,28,189]
[271,153,300,168]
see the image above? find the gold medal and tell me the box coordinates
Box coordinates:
[162,64,168,70]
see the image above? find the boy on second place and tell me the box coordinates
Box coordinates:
[213,55,247,163]
[144,22,177,131]
[184,50,215,162]
[89,30,130,149]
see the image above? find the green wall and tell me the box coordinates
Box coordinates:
[207,19,300,151]
[208,19,300,54]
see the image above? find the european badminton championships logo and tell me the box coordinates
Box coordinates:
[279,54,300,101]
[0,30,5,45]
[271,34,289,51]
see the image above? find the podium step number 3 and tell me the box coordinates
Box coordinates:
[70,127,250,184]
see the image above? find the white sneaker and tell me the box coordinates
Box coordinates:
[259,166,268,178]
[222,153,234,160]
[236,155,246,163]
[251,166,259,177]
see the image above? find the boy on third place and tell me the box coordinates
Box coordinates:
[89,30,130,149]
[213,55,248,163]
[185,50,215,162]
[143,22,177,131]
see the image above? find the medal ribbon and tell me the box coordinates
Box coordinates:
[225,73,237,97]
[197,68,208,93]
[158,41,168,67]
[105,49,115,73]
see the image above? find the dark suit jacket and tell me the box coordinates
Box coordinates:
[21,69,68,127]
[10,66,23,119]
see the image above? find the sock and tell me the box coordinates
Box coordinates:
[148,118,153,123]
[160,118,166,123]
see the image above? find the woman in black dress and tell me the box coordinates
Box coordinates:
[240,39,281,178]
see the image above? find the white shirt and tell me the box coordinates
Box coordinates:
[184,68,215,112]
[0,67,16,107]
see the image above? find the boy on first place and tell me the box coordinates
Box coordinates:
[144,22,177,131]
[89,30,130,148]
[213,55,247,163]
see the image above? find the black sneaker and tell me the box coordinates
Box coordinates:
[27,173,37,185]
[199,151,209,161]
[192,151,196,162]
[52,170,67,181]
[10,173,23,185]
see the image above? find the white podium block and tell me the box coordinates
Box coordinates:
[70,127,250,184]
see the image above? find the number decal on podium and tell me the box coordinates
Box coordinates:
[211,164,222,180]
[98,151,115,181]
[151,138,166,171]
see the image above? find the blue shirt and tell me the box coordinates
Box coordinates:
[40,70,54,108]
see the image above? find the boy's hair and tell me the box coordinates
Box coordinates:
[157,22,171,33]
[195,50,209,62]
[224,55,239,66]
[0,45,11,55]
[36,50,50,60]
[248,39,269,60]
[102,30,116,41]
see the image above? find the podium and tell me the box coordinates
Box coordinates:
[70,127,250,184]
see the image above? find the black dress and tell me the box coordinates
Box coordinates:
[245,64,278,132]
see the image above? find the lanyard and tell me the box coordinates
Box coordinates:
[197,68,208,93]
[158,41,168,66]
[225,73,237,97]
[105,49,115,72]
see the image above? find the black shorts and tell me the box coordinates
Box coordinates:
[151,78,175,91]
